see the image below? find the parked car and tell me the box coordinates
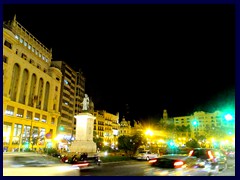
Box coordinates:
[145,154,212,176]
[3,152,80,176]
[135,150,159,161]
[71,155,101,170]
[188,148,228,173]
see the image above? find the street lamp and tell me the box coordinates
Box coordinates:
[145,129,153,136]
[225,114,233,121]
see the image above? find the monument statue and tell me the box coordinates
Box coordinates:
[82,94,89,111]
[69,93,96,154]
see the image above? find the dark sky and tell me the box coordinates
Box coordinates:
[3,4,235,123]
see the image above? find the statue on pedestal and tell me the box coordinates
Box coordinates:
[82,94,89,111]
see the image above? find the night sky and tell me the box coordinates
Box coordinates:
[3,4,235,124]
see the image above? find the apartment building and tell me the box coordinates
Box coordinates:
[173,110,232,140]
[3,15,62,152]
[93,110,120,148]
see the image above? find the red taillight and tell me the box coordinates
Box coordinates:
[148,159,157,163]
[188,150,193,156]
[174,161,184,168]
[207,150,214,160]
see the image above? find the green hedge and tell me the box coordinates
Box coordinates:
[100,155,133,163]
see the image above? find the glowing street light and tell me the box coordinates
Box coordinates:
[225,114,233,121]
[145,129,153,136]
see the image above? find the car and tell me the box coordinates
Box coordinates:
[188,148,228,173]
[71,155,101,170]
[3,152,80,176]
[145,154,212,176]
[135,150,159,161]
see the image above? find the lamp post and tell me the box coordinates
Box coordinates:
[145,129,153,150]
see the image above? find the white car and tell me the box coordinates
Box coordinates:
[3,152,80,176]
[135,150,159,161]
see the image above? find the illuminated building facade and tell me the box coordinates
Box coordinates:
[3,15,62,152]
[119,117,132,136]
[173,111,235,142]
[93,110,120,148]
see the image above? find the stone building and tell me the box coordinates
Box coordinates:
[3,15,62,152]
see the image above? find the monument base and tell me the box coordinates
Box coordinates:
[69,140,96,154]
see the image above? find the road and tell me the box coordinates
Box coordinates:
[215,157,235,176]
[80,158,235,176]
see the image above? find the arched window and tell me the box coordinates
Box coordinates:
[10,63,20,101]
[28,74,37,107]
[43,82,50,111]
[19,69,29,104]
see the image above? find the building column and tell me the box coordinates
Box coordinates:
[15,68,24,103]
[9,123,15,152]
[40,82,46,110]
[24,72,33,106]
[33,77,39,108]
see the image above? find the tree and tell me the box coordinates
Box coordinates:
[118,133,147,157]
[93,131,103,150]
[185,139,200,148]
[118,135,133,156]
[131,132,147,154]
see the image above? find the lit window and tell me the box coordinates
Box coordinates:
[64,79,69,85]
[5,105,14,116]
[16,108,24,118]
[45,58,48,62]
[3,123,11,145]
[24,41,28,47]
[42,55,45,60]
[40,128,46,137]
[34,113,40,121]
[15,34,19,40]
[42,115,47,123]
[13,124,22,137]
[20,37,23,43]
[36,50,38,56]
[39,53,42,58]
[28,44,31,50]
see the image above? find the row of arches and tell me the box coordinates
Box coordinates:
[9,63,51,111]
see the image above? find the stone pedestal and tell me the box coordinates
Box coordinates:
[69,112,96,154]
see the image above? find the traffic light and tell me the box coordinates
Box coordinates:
[24,142,29,148]
[167,140,174,147]
[59,126,64,131]
[192,119,198,126]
